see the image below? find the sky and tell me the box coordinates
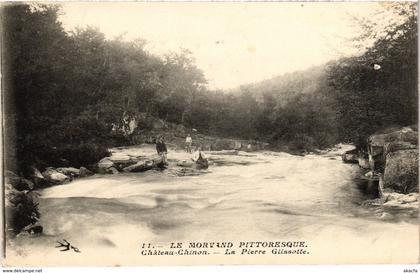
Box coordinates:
[59,2,385,90]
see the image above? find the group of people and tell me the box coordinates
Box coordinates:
[155,134,208,169]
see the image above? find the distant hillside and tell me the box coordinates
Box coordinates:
[228,64,328,100]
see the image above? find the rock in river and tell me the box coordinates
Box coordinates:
[106,167,120,174]
[79,166,94,177]
[123,157,164,172]
[42,168,71,185]
[56,167,81,178]
[123,161,154,172]
[30,167,46,187]
[97,158,115,173]
[342,148,358,164]
[108,154,133,164]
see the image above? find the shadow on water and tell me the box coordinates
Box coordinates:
[349,170,418,224]
[353,176,380,199]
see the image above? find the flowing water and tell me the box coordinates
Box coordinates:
[6,145,418,266]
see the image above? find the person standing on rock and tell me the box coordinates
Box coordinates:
[156,136,168,165]
[192,147,208,169]
[185,134,192,153]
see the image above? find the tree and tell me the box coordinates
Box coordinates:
[2,4,74,173]
[327,3,417,143]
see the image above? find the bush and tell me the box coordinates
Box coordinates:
[14,113,114,175]
[23,143,110,172]
[48,114,112,145]
[288,134,315,152]
[6,190,40,234]
[55,143,111,169]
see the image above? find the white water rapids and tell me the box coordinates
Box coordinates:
[5,144,418,266]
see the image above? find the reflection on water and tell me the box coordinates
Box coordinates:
[6,145,418,265]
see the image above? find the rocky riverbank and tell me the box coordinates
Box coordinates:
[5,165,95,237]
[4,131,268,238]
[7,125,417,239]
[6,143,418,266]
[342,126,418,215]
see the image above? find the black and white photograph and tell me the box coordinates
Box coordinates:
[1,1,418,267]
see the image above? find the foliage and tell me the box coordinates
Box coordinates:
[2,2,417,177]
[7,191,40,234]
[327,3,417,145]
[2,4,208,174]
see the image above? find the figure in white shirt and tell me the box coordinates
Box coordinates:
[185,134,193,153]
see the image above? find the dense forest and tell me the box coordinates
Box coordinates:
[2,3,417,176]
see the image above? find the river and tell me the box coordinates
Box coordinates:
[5,144,418,266]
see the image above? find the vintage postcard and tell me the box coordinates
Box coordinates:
[1,1,418,267]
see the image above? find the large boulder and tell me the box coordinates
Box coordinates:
[342,148,358,164]
[56,167,81,178]
[79,167,94,177]
[368,126,418,173]
[97,158,115,173]
[123,160,154,172]
[108,154,137,170]
[106,167,120,174]
[384,141,417,155]
[42,168,71,185]
[383,192,418,203]
[123,157,164,172]
[108,154,132,164]
[383,149,418,193]
[382,192,419,211]
[30,167,46,188]
[369,126,418,147]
